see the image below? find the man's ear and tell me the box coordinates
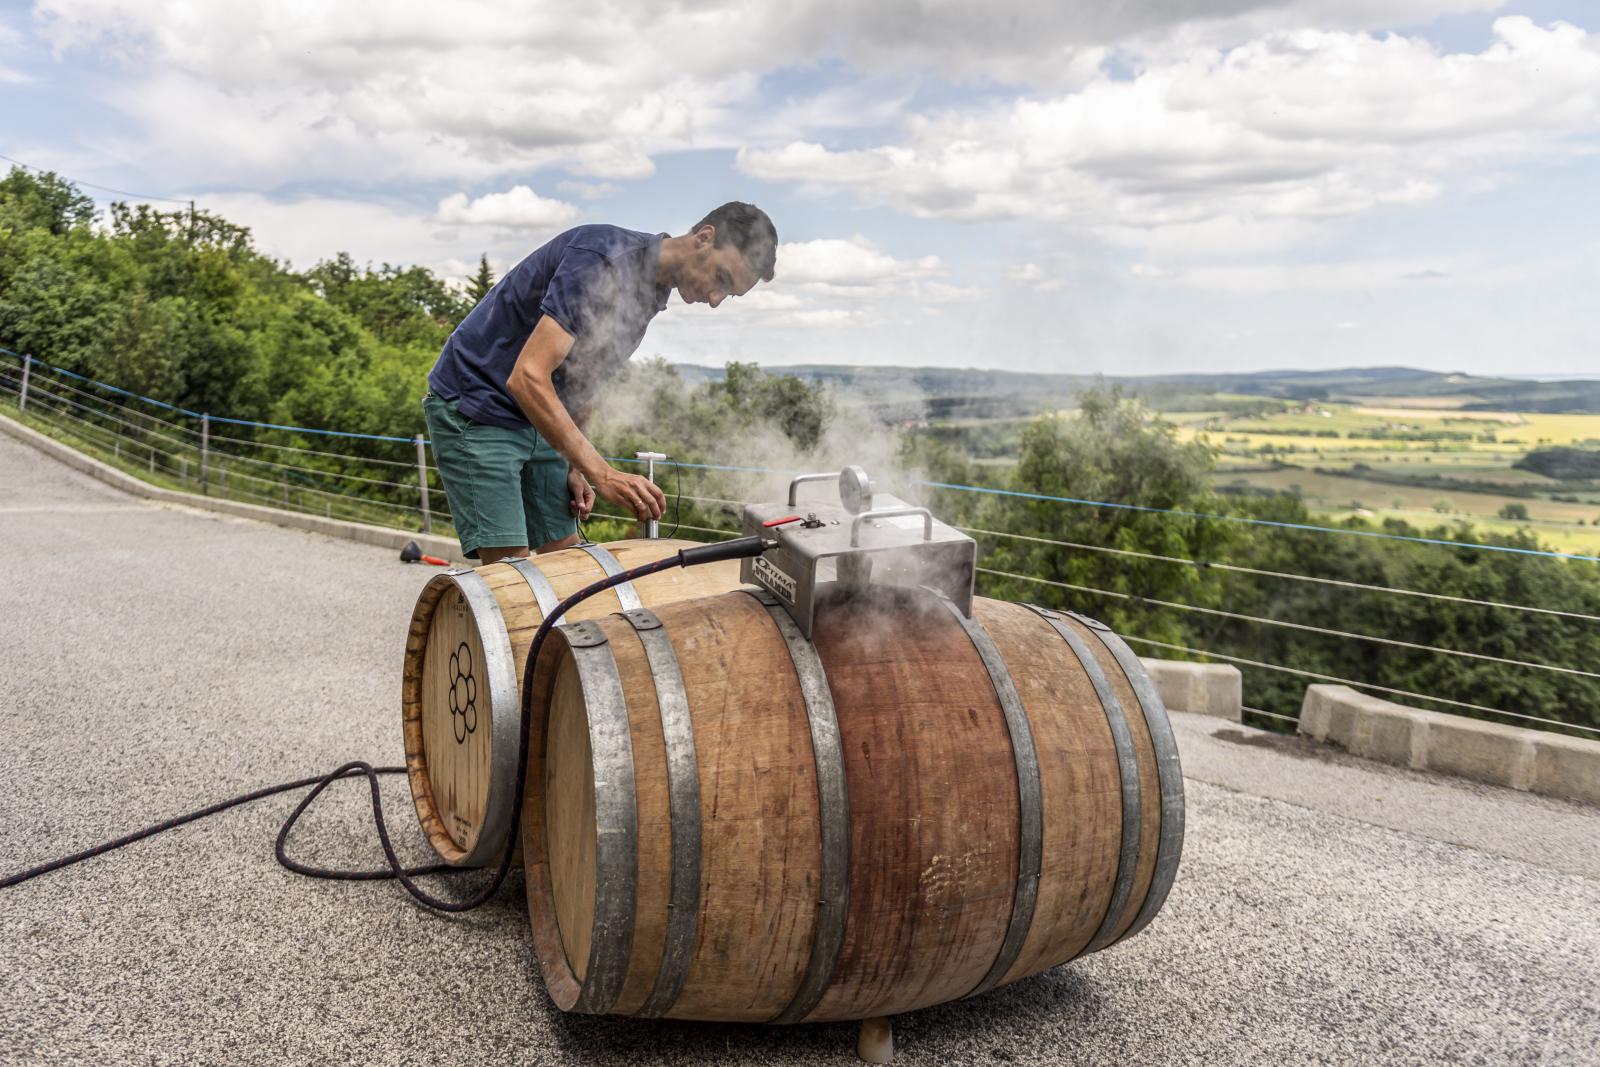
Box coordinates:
[694,223,716,248]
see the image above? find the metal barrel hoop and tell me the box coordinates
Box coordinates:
[1090,627,1185,944]
[446,568,521,868]
[558,619,640,1014]
[619,608,703,1019]
[743,587,851,1025]
[576,543,644,612]
[505,556,560,617]
[1021,603,1143,955]
[945,601,1044,999]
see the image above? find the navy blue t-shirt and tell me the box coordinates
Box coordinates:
[428,225,668,429]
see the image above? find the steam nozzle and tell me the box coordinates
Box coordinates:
[678,535,770,569]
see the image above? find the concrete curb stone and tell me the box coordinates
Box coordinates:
[1139,658,1242,720]
[1299,683,1599,806]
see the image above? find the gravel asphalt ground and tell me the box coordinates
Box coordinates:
[2,430,1597,1066]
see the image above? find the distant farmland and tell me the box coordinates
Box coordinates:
[1175,403,1600,554]
[904,391,1600,556]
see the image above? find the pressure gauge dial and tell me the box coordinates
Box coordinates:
[839,465,874,515]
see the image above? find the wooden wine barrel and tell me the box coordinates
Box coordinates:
[522,585,1184,1023]
[401,539,742,867]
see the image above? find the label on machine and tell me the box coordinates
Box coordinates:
[754,556,798,604]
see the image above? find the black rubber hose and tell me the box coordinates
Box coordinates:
[0,767,407,890]
[294,554,687,911]
[352,535,767,910]
[1,535,772,908]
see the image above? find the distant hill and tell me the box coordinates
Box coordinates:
[668,363,1600,420]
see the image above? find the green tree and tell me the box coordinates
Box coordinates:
[465,254,496,305]
[710,361,832,451]
[0,168,442,508]
[306,253,469,350]
[0,167,94,235]
[1216,500,1600,732]
[1499,503,1530,521]
[586,358,844,538]
[952,385,1240,645]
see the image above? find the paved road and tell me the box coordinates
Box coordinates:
[2,430,1597,1066]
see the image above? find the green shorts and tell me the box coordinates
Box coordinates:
[422,393,577,558]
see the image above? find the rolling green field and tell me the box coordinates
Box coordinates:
[1184,402,1600,555]
[1187,405,1600,448]
[1215,466,1598,523]
[717,382,1583,554]
[925,395,1600,557]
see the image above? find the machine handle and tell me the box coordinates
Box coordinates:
[850,507,934,547]
[787,471,839,507]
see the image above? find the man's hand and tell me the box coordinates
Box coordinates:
[504,317,664,522]
[593,466,666,521]
[567,469,595,521]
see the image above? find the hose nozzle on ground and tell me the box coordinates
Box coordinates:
[400,540,450,566]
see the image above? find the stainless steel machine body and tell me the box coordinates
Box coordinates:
[740,466,977,637]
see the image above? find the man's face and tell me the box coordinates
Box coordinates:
[679,225,758,308]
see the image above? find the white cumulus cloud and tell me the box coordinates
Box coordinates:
[31,0,1511,190]
[740,18,1600,253]
[778,235,945,292]
[435,186,578,231]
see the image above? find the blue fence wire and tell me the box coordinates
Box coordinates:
[918,479,1600,564]
[5,346,1598,564]
[608,458,1600,564]
[7,344,1597,738]
[3,349,418,444]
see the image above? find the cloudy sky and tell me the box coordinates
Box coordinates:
[3,0,1597,377]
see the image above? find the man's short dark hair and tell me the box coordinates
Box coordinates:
[693,202,777,282]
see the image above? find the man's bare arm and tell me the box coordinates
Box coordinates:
[504,315,665,520]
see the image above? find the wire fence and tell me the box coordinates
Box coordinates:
[0,351,450,536]
[3,346,1596,742]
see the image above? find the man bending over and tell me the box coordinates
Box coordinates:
[423,202,777,565]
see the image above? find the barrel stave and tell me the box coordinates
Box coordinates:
[971,600,1125,988]
[806,591,1021,1022]
[545,656,597,983]
[605,619,672,1017]
[662,594,823,1022]
[1061,613,1163,946]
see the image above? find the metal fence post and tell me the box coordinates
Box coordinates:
[200,413,210,495]
[415,434,432,534]
[16,355,29,414]
[636,450,665,538]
